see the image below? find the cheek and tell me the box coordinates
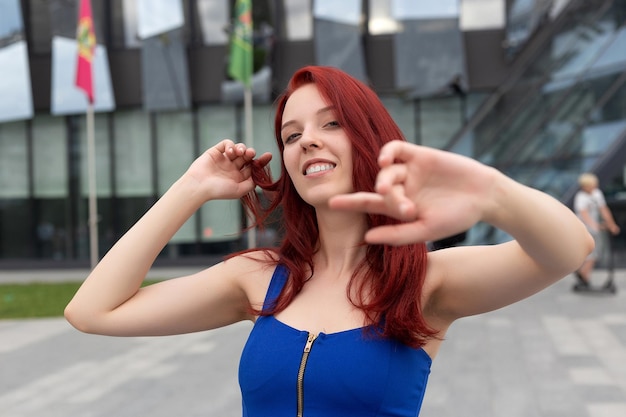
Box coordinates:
[282,149,299,178]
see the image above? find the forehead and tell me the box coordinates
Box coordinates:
[282,84,329,118]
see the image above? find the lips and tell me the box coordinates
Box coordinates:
[302,160,336,176]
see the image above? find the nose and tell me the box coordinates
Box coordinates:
[300,130,321,152]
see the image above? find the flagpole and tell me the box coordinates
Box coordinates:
[86,102,99,268]
[244,86,256,249]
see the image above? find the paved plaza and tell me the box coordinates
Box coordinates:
[1,268,626,416]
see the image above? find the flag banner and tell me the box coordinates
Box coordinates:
[228,0,253,86]
[75,0,96,102]
[141,28,191,111]
[51,36,115,115]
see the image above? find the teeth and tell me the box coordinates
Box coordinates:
[305,163,335,175]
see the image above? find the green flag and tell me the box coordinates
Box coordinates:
[228,0,253,87]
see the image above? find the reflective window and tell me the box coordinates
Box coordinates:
[252,105,281,177]
[314,0,361,25]
[0,0,23,39]
[381,97,416,144]
[460,0,505,31]
[0,1,32,123]
[0,121,28,198]
[32,115,68,198]
[156,111,196,243]
[114,110,153,196]
[77,114,112,197]
[136,0,184,39]
[197,0,229,45]
[392,0,459,20]
[198,106,241,242]
[0,41,33,122]
[369,0,400,35]
[284,0,312,40]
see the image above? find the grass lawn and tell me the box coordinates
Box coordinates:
[0,282,82,319]
[0,280,159,319]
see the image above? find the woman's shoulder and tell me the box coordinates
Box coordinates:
[219,249,281,305]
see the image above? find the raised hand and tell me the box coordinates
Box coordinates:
[185,139,272,201]
[329,140,496,245]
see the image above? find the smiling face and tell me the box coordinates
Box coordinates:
[280,83,354,207]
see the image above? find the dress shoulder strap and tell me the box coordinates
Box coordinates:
[262,264,289,312]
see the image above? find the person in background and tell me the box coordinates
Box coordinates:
[573,172,620,289]
[65,66,594,416]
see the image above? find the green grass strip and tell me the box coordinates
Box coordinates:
[0,280,160,319]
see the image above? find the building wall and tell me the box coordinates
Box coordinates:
[0,0,512,267]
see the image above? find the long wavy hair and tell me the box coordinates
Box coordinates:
[238,66,437,348]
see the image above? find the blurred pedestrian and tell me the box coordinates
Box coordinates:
[573,172,620,289]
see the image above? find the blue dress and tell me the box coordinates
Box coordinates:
[239,264,432,416]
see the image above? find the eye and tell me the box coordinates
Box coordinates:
[283,132,300,144]
[325,120,340,128]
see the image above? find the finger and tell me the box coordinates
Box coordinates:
[375,164,408,194]
[213,139,236,154]
[385,184,416,219]
[256,152,273,167]
[329,193,390,215]
[364,222,429,246]
[378,140,415,167]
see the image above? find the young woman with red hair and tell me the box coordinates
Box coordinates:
[65,66,593,416]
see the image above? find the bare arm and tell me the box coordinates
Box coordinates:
[65,140,272,336]
[330,141,594,321]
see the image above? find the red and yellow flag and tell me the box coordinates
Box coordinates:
[75,0,96,103]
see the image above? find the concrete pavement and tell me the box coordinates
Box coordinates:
[1,269,626,416]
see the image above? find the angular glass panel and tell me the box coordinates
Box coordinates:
[0,0,23,39]
[284,0,312,40]
[136,0,184,39]
[369,0,400,35]
[122,0,141,47]
[394,19,465,96]
[392,0,458,20]
[141,29,191,111]
[314,0,361,25]
[197,0,229,45]
[0,41,33,123]
[314,20,367,81]
[461,0,505,31]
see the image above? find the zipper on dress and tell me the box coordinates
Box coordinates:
[296,332,318,417]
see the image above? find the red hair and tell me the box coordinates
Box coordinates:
[239,66,437,348]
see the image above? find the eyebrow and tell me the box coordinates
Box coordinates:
[280,106,336,132]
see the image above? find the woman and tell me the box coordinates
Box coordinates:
[65,66,593,416]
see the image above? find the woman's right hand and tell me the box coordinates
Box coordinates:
[185,139,272,201]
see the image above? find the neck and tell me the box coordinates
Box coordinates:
[313,207,368,275]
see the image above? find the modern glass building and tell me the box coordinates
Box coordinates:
[0,0,625,269]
